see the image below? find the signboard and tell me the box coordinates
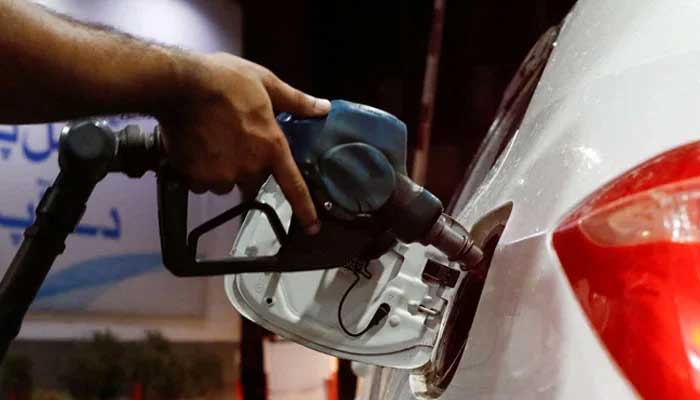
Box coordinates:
[0,117,235,317]
[0,0,243,326]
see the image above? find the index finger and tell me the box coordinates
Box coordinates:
[269,126,320,235]
[263,73,331,117]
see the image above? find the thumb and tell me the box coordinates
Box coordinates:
[264,74,331,117]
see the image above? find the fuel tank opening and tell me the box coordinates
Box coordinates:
[411,203,512,399]
[430,230,500,392]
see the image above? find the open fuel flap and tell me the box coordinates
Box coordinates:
[225,178,465,369]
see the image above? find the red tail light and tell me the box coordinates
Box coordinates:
[553,141,700,399]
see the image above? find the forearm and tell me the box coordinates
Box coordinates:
[0,0,199,123]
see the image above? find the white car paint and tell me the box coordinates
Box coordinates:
[228,0,700,397]
[361,0,700,398]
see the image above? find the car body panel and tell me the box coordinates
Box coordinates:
[363,0,700,398]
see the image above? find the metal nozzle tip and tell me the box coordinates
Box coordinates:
[424,213,484,270]
[460,243,484,270]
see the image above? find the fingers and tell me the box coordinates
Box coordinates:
[189,182,207,194]
[210,182,236,195]
[268,125,320,235]
[187,176,233,195]
[263,73,331,117]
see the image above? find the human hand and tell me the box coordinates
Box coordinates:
[156,53,330,235]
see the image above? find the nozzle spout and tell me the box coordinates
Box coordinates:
[423,214,483,270]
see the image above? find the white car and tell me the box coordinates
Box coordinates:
[227,0,700,398]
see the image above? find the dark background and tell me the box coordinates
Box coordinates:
[239,1,575,399]
[242,0,575,201]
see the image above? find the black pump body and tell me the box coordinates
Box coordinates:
[158,100,444,276]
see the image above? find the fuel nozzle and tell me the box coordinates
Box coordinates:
[381,174,483,270]
[424,213,484,269]
[277,100,483,271]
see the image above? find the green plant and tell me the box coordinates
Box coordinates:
[59,331,126,400]
[31,389,73,400]
[184,352,223,397]
[1,354,33,399]
[127,331,186,400]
